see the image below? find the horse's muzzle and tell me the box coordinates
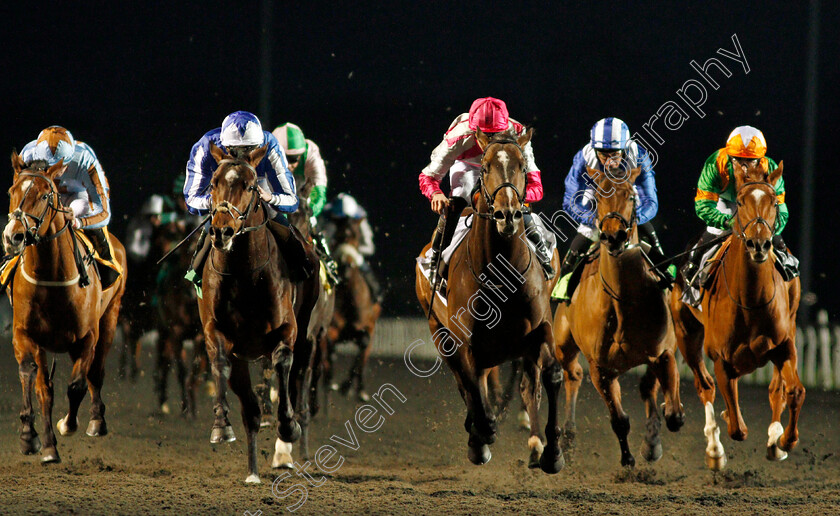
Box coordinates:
[494,208,522,237]
[600,229,628,256]
[745,237,771,263]
[2,221,26,256]
[209,225,235,250]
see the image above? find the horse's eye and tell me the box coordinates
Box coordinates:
[41,194,49,200]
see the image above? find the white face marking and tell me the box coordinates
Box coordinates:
[224,169,239,184]
[750,188,765,205]
[21,179,32,191]
[496,149,510,170]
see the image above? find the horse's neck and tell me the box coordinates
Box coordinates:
[215,213,272,273]
[469,211,529,271]
[726,237,777,307]
[598,241,650,300]
[23,217,76,275]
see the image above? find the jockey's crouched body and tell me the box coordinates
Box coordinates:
[419,97,554,282]
[558,117,673,294]
[681,125,797,299]
[183,111,316,285]
[20,126,118,286]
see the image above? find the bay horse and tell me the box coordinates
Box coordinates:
[326,215,381,402]
[3,152,127,463]
[415,129,564,472]
[198,143,300,483]
[670,161,802,470]
[553,166,684,467]
[268,176,335,469]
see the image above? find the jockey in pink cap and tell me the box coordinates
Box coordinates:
[419,97,553,285]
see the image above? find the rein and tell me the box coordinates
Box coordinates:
[8,171,72,248]
[472,138,526,219]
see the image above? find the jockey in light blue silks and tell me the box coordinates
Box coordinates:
[183,111,316,286]
[556,117,674,299]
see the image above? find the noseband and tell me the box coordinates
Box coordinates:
[732,180,779,241]
[7,171,71,248]
[597,192,637,252]
[474,138,526,219]
[210,160,268,237]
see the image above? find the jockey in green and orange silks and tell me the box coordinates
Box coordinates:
[682,125,793,285]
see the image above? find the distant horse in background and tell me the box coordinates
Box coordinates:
[326,215,381,402]
[416,129,564,472]
[4,152,127,463]
[670,161,802,470]
[553,166,684,467]
[197,143,300,483]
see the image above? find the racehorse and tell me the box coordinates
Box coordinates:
[670,161,802,470]
[553,166,684,467]
[3,152,127,463]
[197,143,300,483]
[415,129,564,472]
[268,175,335,469]
[326,215,381,402]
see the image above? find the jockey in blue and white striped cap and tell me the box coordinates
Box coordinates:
[554,117,673,299]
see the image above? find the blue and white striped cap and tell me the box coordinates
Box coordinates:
[590,117,630,151]
[220,111,264,147]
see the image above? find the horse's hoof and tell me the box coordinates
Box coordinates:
[779,434,798,452]
[767,444,788,461]
[210,425,236,443]
[621,453,636,468]
[278,421,301,443]
[204,381,216,397]
[86,419,108,437]
[665,412,685,432]
[272,454,294,469]
[244,473,261,484]
[539,448,565,474]
[705,453,727,471]
[357,390,371,403]
[160,402,171,415]
[20,433,42,455]
[57,415,78,436]
[329,383,340,392]
[269,387,279,404]
[40,446,61,464]
[467,444,491,465]
[641,441,663,463]
[517,411,531,432]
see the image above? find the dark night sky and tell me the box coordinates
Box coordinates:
[1,2,838,319]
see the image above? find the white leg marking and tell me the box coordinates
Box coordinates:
[704,402,724,458]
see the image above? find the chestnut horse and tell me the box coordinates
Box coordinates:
[3,152,127,463]
[326,215,381,402]
[670,161,802,470]
[269,177,336,469]
[198,143,300,483]
[416,130,564,472]
[553,166,684,467]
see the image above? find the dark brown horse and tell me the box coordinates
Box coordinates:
[269,176,335,469]
[3,152,127,463]
[326,215,381,402]
[198,143,300,483]
[670,161,802,470]
[415,129,564,472]
[553,166,684,467]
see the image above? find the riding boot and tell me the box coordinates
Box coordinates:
[681,230,718,288]
[268,217,317,282]
[638,222,674,288]
[772,234,800,280]
[359,262,383,303]
[184,227,210,286]
[523,213,555,277]
[428,215,446,289]
[85,227,113,262]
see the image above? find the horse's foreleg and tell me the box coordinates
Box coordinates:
[444,352,490,466]
[87,303,119,437]
[777,350,805,453]
[591,367,634,467]
[228,358,263,484]
[153,333,172,413]
[520,359,543,468]
[255,357,274,428]
[33,348,59,463]
[766,364,788,460]
[538,345,565,474]
[355,331,374,402]
[15,345,40,456]
[639,367,663,463]
[272,327,302,444]
[206,330,235,443]
[475,368,498,444]
[176,344,189,416]
[58,333,96,437]
[650,349,685,432]
[713,359,748,441]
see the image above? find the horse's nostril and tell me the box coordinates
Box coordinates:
[617,230,627,242]
[222,227,234,238]
[513,210,523,220]
[746,240,755,249]
[762,241,771,252]
[493,211,505,221]
[11,233,24,245]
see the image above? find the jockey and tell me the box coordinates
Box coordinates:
[20,126,117,276]
[681,126,795,287]
[272,122,339,280]
[559,117,673,290]
[183,111,315,285]
[419,97,554,278]
[323,193,382,302]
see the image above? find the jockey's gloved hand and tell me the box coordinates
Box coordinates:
[257,186,272,202]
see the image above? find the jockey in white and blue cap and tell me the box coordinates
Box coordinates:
[556,117,673,299]
[183,111,315,285]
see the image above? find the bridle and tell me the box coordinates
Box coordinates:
[210,159,268,238]
[731,180,780,242]
[473,138,526,219]
[597,188,638,301]
[7,171,71,249]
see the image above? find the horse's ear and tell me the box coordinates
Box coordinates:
[628,166,642,185]
[45,159,67,179]
[768,160,783,187]
[249,145,269,168]
[209,142,228,164]
[733,162,748,187]
[586,166,607,186]
[11,149,25,176]
[475,128,490,151]
[517,127,534,148]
